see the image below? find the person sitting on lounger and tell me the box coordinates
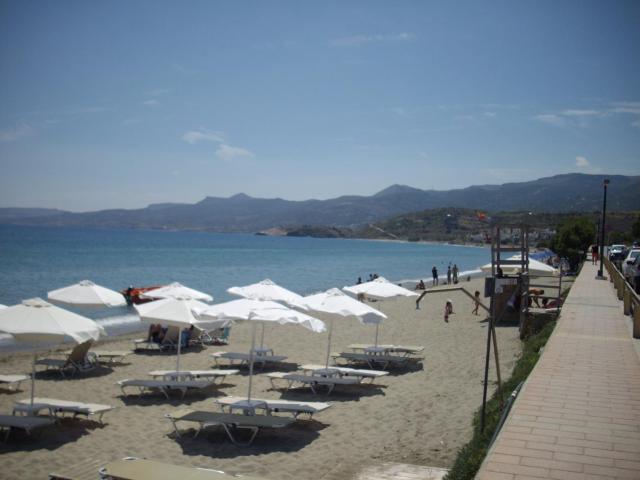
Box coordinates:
[181,325,194,348]
[415,279,425,290]
[147,324,164,343]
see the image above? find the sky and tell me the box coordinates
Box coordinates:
[1,0,639,212]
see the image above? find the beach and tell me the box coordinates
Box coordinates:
[0,277,522,479]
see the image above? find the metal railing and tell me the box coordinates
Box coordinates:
[604,256,640,339]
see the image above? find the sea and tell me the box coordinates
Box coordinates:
[0,225,489,350]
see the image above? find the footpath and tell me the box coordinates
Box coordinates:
[476,262,640,480]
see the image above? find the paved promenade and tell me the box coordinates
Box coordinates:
[476,262,640,480]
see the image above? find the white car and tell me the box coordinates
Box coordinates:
[622,249,640,280]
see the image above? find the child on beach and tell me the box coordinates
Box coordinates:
[444,299,454,322]
[472,291,481,315]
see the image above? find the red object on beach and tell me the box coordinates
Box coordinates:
[121,286,164,305]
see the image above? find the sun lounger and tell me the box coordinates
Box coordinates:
[35,341,96,377]
[300,364,389,383]
[165,408,295,446]
[133,326,180,351]
[117,379,217,399]
[0,374,30,391]
[215,395,332,419]
[0,413,55,441]
[347,344,425,355]
[210,351,287,368]
[14,397,114,424]
[97,457,265,480]
[331,351,424,370]
[266,372,361,394]
[90,350,133,364]
[148,369,238,383]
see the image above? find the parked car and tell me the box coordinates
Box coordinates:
[630,256,640,294]
[622,248,640,280]
[608,244,627,261]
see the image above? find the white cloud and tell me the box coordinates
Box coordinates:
[561,109,601,117]
[575,156,590,168]
[331,32,416,47]
[609,101,640,115]
[216,144,254,161]
[533,114,566,126]
[0,123,34,143]
[142,99,159,107]
[181,128,224,144]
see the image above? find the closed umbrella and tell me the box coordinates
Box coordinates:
[343,277,418,347]
[48,280,126,308]
[227,279,308,349]
[304,288,386,368]
[134,297,226,373]
[0,298,105,406]
[140,282,213,302]
[197,299,325,403]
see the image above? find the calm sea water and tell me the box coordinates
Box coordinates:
[0,226,489,343]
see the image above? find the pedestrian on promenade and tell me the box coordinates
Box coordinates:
[591,245,598,264]
[432,266,438,286]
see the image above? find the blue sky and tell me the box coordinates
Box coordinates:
[1,0,639,211]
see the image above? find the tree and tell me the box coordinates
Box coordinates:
[550,217,596,270]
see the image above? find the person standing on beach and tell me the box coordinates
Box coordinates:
[432,266,438,286]
[452,264,459,284]
[446,265,452,284]
[444,299,454,322]
[472,290,481,315]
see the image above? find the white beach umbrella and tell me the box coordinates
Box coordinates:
[304,288,387,368]
[0,304,6,309]
[134,297,227,372]
[47,280,127,308]
[198,299,325,402]
[0,298,105,406]
[139,282,213,302]
[343,277,418,347]
[227,279,308,348]
[480,255,559,276]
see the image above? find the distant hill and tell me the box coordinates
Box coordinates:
[1,173,638,232]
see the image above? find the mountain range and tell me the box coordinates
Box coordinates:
[1,173,638,233]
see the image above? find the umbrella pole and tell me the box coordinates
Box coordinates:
[176,330,182,373]
[259,323,265,349]
[31,354,36,407]
[325,318,334,369]
[374,303,383,347]
[247,322,257,403]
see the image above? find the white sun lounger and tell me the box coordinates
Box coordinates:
[35,341,96,378]
[348,344,425,355]
[97,457,266,480]
[165,408,295,446]
[0,374,30,391]
[300,364,389,382]
[266,372,361,394]
[14,397,114,424]
[0,414,55,441]
[117,379,217,399]
[210,351,288,368]
[215,396,332,419]
[148,369,238,383]
[90,350,133,364]
[331,351,424,370]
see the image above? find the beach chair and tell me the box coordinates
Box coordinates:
[0,413,55,441]
[148,369,238,384]
[210,351,287,368]
[266,372,361,394]
[117,378,218,399]
[97,457,266,480]
[348,344,425,356]
[165,408,295,446]
[215,395,332,419]
[0,374,30,391]
[331,351,424,370]
[300,364,389,383]
[14,397,114,424]
[195,326,230,346]
[133,326,180,352]
[90,350,133,364]
[35,341,96,377]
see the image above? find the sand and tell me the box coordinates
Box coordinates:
[0,278,522,480]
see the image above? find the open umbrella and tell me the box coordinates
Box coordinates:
[197,299,325,403]
[480,255,559,276]
[303,288,386,368]
[0,298,105,406]
[134,297,226,373]
[343,277,418,347]
[227,279,308,349]
[48,280,127,308]
[140,282,213,302]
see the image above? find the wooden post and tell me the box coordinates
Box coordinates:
[633,304,640,339]
[623,287,631,316]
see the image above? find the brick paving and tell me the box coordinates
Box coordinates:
[476,262,640,480]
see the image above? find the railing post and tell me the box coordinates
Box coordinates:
[634,304,640,339]
[617,276,624,300]
[623,286,631,316]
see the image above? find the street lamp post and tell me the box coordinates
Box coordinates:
[597,179,610,278]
